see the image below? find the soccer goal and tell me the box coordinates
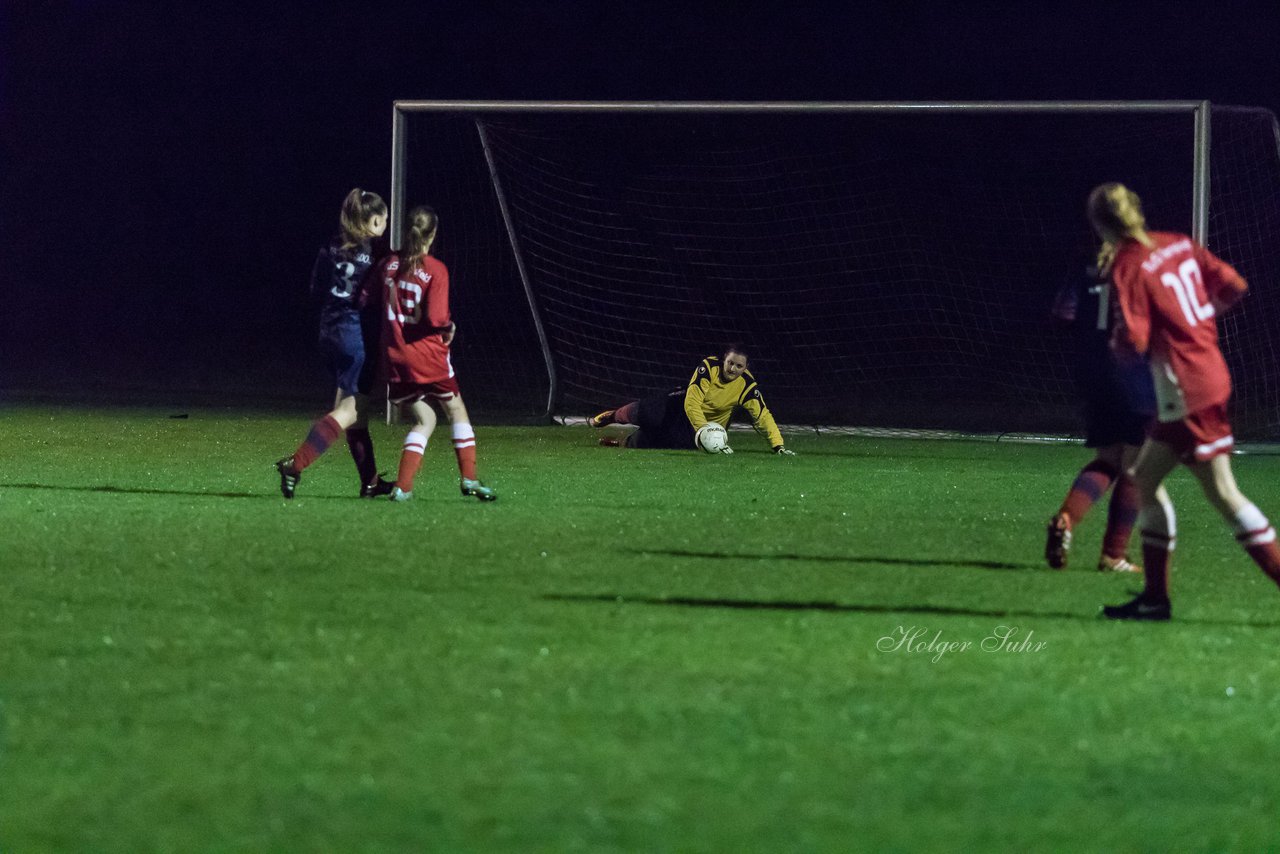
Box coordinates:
[390,101,1280,441]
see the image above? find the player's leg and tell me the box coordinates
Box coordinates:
[1098,443,1143,572]
[625,396,696,450]
[657,393,698,449]
[590,400,640,428]
[348,353,393,497]
[1064,443,1124,522]
[390,398,437,501]
[346,393,390,497]
[595,401,643,445]
[275,390,360,499]
[1102,438,1180,620]
[1046,443,1122,569]
[435,393,478,480]
[435,393,497,501]
[1187,455,1280,587]
[276,331,366,498]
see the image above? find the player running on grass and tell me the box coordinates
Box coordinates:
[1088,182,1280,620]
[1044,251,1156,573]
[589,345,795,455]
[373,205,496,502]
[275,188,395,500]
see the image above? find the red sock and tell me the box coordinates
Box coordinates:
[613,401,640,425]
[1140,531,1173,601]
[1060,459,1118,522]
[1246,542,1280,587]
[397,431,428,491]
[293,415,343,471]
[452,422,477,480]
[1102,473,1140,558]
[1237,528,1280,588]
[346,426,378,486]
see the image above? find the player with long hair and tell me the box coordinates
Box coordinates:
[1089,182,1280,620]
[275,188,393,499]
[1044,250,1156,573]
[374,205,496,502]
[589,345,795,455]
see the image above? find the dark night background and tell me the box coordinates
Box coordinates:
[3,1,1279,427]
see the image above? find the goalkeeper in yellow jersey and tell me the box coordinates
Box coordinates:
[589,345,795,455]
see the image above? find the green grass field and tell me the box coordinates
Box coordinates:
[4,404,1280,852]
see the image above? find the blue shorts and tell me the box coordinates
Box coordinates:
[1082,397,1152,448]
[318,324,375,395]
[1077,358,1155,448]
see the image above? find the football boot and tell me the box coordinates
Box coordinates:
[1045,513,1072,569]
[275,457,300,499]
[1102,593,1171,621]
[360,476,395,499]
[460,478,498,502]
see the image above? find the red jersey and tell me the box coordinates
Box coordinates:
[1110,231,1248,422]
[376,254,454,384]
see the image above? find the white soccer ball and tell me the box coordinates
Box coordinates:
[696,422,729,454]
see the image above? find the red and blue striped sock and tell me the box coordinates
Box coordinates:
[1060,459,1118,523]
[292,415,343,472]
[1102,473,1140,558]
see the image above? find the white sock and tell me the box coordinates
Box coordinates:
[1232,502,1276,545]
[404,431,428,454]
[452,421,476,448]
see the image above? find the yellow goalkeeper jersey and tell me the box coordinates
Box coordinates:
[683,356,785,449]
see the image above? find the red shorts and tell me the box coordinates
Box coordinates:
[389,376,461,404]
[1150,403,1234,463]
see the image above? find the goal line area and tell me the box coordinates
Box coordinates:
[554,415,1280,455]
[393,102,1280,441]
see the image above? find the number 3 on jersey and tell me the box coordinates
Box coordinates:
[1161,258,1215,327]
[331,262,359,299]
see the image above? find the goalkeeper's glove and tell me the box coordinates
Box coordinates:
[773,446,796,456]
[718,446,734,455]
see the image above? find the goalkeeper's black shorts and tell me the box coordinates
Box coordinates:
[627,391,696,450]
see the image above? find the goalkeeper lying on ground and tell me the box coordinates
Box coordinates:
[589,345,795,455]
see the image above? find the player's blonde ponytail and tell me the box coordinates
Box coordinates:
[1085,180,1157,261]
[338,188,388,248]
[401,205,439,271]
[1088,182,1153,269]
[1095,240,1118,276]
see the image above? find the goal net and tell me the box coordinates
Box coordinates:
[395,103,1280,440]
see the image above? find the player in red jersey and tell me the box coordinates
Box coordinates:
[1088,183,1280,620]
[275,189,394,500]
[373,205,496,502]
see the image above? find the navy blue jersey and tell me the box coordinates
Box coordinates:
[311,238,380,335]
[1052,262,1156,417]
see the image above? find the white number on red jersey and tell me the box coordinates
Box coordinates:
[389,281,423,324]
[1160,258,1215,327]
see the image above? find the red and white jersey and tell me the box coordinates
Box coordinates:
[375,253,454,384]
[1110,231,1247,422]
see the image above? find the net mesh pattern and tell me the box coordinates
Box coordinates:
[403,107,1280,438]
